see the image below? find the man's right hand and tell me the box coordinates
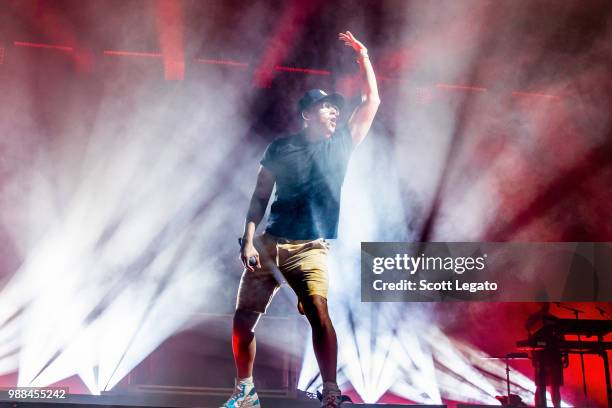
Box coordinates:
[241,240,261,272]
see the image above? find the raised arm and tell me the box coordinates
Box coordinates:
[241,165,275,271]
[339,31,381,146]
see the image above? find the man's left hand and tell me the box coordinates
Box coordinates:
[338,30,367,55]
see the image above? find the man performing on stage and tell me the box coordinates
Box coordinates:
[221,31,380,408]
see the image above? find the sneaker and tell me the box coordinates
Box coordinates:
[319,392,351,408]
[320,393,342,408]
[220,382,260,408]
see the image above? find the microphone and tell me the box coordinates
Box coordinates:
[238,238,258,267]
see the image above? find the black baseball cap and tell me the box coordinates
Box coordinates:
[297,89,345,114]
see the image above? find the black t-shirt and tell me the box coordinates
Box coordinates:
[260,126,354,240]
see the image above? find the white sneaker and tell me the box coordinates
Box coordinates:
[220,382,260,408]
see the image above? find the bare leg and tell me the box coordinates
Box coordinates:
[301,295,338,383]
[232,310,261,379]
[550,383,561,408]
[535,385,546,408]
[534,355,547,407]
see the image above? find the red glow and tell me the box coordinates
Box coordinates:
[194,58,249,68]
[0,46,4,65]
[12,2,94,73]
[436,83,487,92]
[103,50,163,58]
[378,75,407,82]
[253,0,322,88]
[274,65,330,76]
[14,41,73,52]
[512,91,561,100]
[154,0,185,81]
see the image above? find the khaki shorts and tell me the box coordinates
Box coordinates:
[236,233,330,313]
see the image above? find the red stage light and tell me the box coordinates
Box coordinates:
[274,65,331,76]
[512,91,561,100]
[193,58,249,68]
[154,0,185,81]
[103,50,163,58]
[252,0,322,88]
[435,83,487,92]
[14,41,73,52]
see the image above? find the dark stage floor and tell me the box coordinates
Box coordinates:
[0,392,458,408]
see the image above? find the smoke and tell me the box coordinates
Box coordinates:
[394,0,612,241]
[0,0,288,393]
[0,0,610,406]
[299,0,611,405]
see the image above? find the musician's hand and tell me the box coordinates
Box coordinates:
[241,241,261,272]
[338,31,367,54]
